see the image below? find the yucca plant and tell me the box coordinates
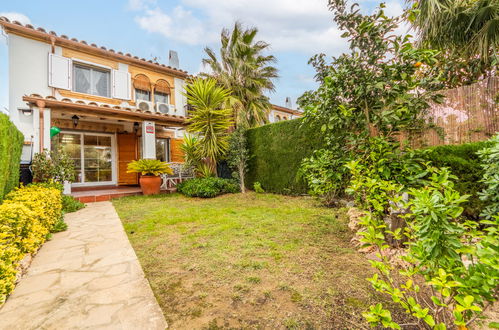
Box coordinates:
[127,159,173,176]
[183,78,233,175]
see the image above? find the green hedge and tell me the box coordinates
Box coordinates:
[0,113,24,201]
[246,119,325,194]
[420,141,491,219]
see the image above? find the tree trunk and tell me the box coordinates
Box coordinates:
[239,165,246,193]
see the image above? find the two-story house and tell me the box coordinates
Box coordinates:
[1,17,189,189]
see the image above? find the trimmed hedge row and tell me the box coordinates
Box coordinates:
[177,177,240,198]
[246,119,326,194]
[0,185,62,303]
[420,141,491,219]
[0,113,24,201]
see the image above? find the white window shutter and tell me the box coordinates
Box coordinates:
[48,53,72,90]
[112,70,131,100]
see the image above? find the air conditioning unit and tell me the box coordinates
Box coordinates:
[155,102,175,114]
[137,100,153,112]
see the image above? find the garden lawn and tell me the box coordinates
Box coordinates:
[113,193,386,329]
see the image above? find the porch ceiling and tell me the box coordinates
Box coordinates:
[23,95,187,127]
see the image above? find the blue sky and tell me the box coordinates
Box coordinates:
[0,0,405,111]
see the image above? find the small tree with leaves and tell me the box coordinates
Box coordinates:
[227,126,250,193]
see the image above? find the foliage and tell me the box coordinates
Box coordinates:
[202,22,278,127]
[253,182,264,193]
[300,148,350,205]
[62,194,85,214]
[0,113,24,200]
[127,159,173,176]
[477,133,499,219]
[298,0,441,203]
[183,78,233,174]
[0,185,62,303]
[419,141,491,218]
[177,177,240,198]
[409,0,499,59]
[180,134,201,168]
[196,163,216,178]
[31,148,76,183]
[227,126,250,193]
[359,167,498,329]
[246,118,326,195]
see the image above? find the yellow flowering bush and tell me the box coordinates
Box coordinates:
[0,185,62,303]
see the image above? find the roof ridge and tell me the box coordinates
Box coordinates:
[0,16,189,78]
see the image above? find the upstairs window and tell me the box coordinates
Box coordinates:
[154,91,169,104]
[73,63,110,97]
[135,89,151,101]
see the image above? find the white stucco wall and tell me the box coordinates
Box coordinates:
[8,34,52,160]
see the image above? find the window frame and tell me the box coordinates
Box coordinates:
[155,138,171,163]
[135,88,151,102]
[154,91,170,104]
[72,61,111,98]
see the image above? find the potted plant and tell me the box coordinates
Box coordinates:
[127,159,173,195]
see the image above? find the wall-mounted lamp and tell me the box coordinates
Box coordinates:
[72,115,79,128]
[19,108,33,116]
[133,122,139,133]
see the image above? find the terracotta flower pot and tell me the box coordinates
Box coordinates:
[139,175,161,195]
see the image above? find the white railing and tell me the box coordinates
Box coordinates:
[160,162,195,190]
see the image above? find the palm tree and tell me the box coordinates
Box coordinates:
[202,22,279,128]
[183,78,233,174]
[409,0,498,62]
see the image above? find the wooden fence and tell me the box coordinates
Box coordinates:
[405,76,498,147]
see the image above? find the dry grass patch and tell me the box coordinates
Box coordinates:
[113,192,389,329]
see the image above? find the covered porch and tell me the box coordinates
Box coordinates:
[23,95,187,192]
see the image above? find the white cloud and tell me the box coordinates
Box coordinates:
[132,0,349,55]
[0,12,31,25]
[127,0,157,11]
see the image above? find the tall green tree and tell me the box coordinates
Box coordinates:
[183,78,233,174]
[407,0,498,87]
[202,22,279,127]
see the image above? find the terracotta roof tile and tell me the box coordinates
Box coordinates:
[0,16,188,78]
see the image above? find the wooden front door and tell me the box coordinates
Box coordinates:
[117,133,138,185]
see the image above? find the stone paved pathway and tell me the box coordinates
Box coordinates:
[0,201,167,330]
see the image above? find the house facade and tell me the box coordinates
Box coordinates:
[1,17,302,190]
[1,17,189,188]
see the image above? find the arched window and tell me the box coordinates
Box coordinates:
[154,79,171,104]
[133,74,151,101]
[276,115,281,122]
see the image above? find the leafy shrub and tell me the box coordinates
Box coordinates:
[0,113,24,200]
[419,141,491,218]
[127,159,173,176]
[0,185,62,303]
[62,194,85,214]
[477,134,499,219]
[32,148,76,183]
[246,118,326,195]
[177,177,240,198]
[253,182,264,193]
[360,168,498,329]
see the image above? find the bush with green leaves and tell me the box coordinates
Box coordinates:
[177,177,239,198]
[0,113,24,200]
[360,167,498,329]
[31,148,76,183]
[246,118,326,195]
[227,126,250,193]
[62,195,85,214]
[419,141,490,219]
[477,133,499,219]
[253,182,264,193]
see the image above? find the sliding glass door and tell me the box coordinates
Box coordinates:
[53,132,116,186]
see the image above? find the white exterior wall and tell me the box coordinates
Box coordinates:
[8,34,52,160]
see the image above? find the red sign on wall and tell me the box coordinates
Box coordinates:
[146,124,155,134]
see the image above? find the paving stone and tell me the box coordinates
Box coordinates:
[0,201,167,330]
